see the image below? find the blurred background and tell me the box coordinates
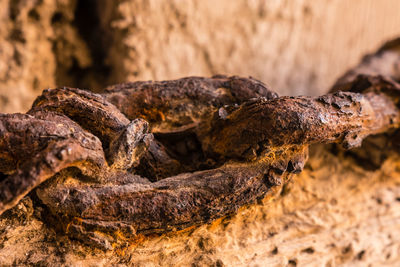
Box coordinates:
[1,0,400,113]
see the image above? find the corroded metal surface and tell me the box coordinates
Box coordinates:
[1,72,400,249]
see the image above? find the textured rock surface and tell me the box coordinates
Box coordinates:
[2,0,400,113]
[0,0,92,113]
[1,145,400,266]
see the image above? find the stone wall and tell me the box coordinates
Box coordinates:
[1,0,400,112]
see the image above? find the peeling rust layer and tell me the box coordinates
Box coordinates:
[199,90,400,161]
[104,75,278,133]
[0,111,107,214]
[1,74,400,249]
